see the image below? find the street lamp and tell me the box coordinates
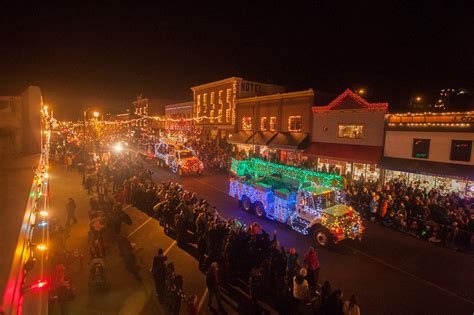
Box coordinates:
[357,88,365,95]
[93,111,100,118]
[415,96,422,102]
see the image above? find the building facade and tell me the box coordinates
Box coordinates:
[165,101,193,131]
[133,95,178,130]
[304,89,388,181]
[191,77,284,141]
[0,86,42,159]
[229,89,314,164]
[381,111,474,196]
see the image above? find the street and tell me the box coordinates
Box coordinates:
[138,155,474,315]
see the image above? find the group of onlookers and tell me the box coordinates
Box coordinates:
[345,178,473,251]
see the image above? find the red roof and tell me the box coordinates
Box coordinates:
[303,142,383,164]
[312,89,388,112]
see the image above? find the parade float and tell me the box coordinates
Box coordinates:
[154,139,204,175]
[229,158,363,246]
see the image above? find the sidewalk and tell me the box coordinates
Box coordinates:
[48,162,162,315]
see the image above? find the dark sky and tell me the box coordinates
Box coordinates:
[1,1,473,119]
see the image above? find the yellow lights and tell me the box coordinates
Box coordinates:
[93,111,100,118]
[43,173,49,179]
[389,122,471,127]
[39,210,49,217]
[36,244,48,251]
[357,88,365,95]
[114,143,123,152]
[415,96,422,102]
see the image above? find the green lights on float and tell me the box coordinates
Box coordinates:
[231,158,344,189]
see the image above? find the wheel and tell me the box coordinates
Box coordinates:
[313,227,333,247]
[241,196,252,212]
[178,168,183,176]
[254,202,265,218]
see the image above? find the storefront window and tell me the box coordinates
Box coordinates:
[260,117,267,131]
[338,125,363,139]
[450,140,472,162]
[288,116,302,132]
[269,117,277,131]
[242,116,252,130]
[412,139,430,159]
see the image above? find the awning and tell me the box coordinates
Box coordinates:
[268,132,309,150]
[303,142,383,164]
[227,131,254,144]
[247,132,278,146]
[379,156,474,180]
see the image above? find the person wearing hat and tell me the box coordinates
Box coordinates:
[293,267,310,304]
[286,248,299,291]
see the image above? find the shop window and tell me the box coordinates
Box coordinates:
[288,116,302,132]
[269,117,277,131]
[412,139,430,159]
[260,117,267,131]
[450,140,472,162]
[242,116,252,130]
[338,125,363,139]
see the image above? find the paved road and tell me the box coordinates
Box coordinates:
[139,156,474,315]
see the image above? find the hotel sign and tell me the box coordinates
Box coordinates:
[388,113,474,124]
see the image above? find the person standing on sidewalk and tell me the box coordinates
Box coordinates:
[151,248,167,302]
[66,198,77,225]
[206,262,223,311]
[303,246,320,289]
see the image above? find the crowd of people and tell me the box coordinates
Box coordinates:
[345,178,474,251]
[95,149,360,314]
[185,138,231,171]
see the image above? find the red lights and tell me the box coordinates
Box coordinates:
[29,279,48,290]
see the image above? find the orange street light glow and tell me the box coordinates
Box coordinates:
[39,210,49,217]
[36,244,48,251]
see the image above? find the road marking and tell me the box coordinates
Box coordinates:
[197,288,208,312]
[344,244,474,305]
[163,240,176,256]
[127,216,154,238]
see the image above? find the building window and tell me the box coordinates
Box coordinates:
[269,116,277,131]
[338,125,363,139]
[203,93,208,113]
[412,139,430,159]
[218,90,224,123]
[260,117,267,131]
[226,89,232,123]
[288,116,302,132]
[242,116,252,130]
[196,95,201,114]
[450,140,472,162]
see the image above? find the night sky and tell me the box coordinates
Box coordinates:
[1,1,473,119]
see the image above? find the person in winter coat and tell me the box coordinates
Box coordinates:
[369,194,380,222]
[343,294,361,315]
[206,262,223,310]
[151,248,167,301]
[323,289,344,315]
[293,268,310,304]
[66,198,77,226]
[303,246,320,288]
[286,248,299,290]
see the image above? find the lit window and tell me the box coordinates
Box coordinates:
[288,116,302,132]
[269,117,277,131]
[450,140,472,162]
[226,89,232,123]
[196,95,201,114]
[338,125,363,139]
[242,116,252,130]
[203,93,207,113]
[260,117,267,131]
[412,139,430,159]
[218,90,223,123]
